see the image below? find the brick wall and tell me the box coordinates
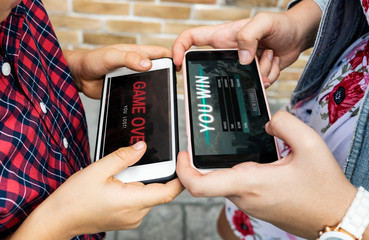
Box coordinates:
[43,0,310,102]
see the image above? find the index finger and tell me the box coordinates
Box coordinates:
[172,19,250,68]
[172,26,216,67]
[113,44,172,59]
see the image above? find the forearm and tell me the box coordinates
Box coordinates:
[8,192,75,240]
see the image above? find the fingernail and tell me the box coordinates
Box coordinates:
[132,141,145,150]
[239,50,251,64]
[264,82,271,88]
[267,50,273,61]
[274,56,280,65]
[140,59,151,68]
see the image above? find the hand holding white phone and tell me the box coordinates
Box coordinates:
[95,58,178,183]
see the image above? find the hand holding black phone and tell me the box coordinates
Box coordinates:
[183,49,279,171]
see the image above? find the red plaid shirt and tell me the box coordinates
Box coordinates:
[0,0,103,239]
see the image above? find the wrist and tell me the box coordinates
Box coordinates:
[63,49,83,91]
[284,0,322,51]
[318,186,369,240]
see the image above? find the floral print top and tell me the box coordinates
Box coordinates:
[225,1,369,239]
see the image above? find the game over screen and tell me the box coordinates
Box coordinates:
[102,69,172,166]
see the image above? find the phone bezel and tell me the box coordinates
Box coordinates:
[183,49,279,172]
[95,58,178,183]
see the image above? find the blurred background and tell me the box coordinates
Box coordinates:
[42,0,310,239]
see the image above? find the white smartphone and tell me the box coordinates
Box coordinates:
[95,58,178,183]
[183,49,279,172]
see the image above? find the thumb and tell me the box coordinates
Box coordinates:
[265,111,324,153]
[96,141,147,178]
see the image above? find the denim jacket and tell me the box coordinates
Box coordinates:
[289,0,369,189]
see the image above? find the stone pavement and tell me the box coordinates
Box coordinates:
[80,94,288,240]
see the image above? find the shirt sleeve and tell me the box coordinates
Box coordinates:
[287,0,328,12]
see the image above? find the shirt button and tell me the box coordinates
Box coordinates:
[39,102,47,114]
[2,62,11,76]
[63,138,69,149]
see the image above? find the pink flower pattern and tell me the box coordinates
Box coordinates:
[348,40,369,70]
[327,72,365,125]
[232,210,255,238]
[363,0,369,13]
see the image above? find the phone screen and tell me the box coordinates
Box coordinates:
[185,50,278,168]
[100,68,172,166]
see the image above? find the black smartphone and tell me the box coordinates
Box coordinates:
[183,49,279,171]
[95,58,178,183]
